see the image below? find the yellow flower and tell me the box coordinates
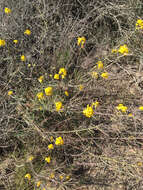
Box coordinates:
[112,49,118,53]
[91,101,99,108]
[48,144,54,150]
[91,71,98,79]
[137,162,142,167]
[4,7,11,14]
[136,19,143,30]
[79,84,84,91]
[13,40,18,44]
[101,72,109,79]
[50,136,54,142]
[55,101,63,111]
[36,92,44,100]
[65,91,69,96]
[36,181,41,187]
[96,61,103,69]
[118,44,129,55]
[66,175,70,180]
[45,156,51,163]
[55,136,64,146]
[45,87,53,96]
[28,156,34,161]
[49,172,55,179]
[21,55,26,62]
[8,90,13,96]
[59,175,64,180]
[25,173,31,180]
[77,37,86,48]
[83,105,94,118]
[59,68,67,79]
[24,29,31,35]
[54,73,60,80]
[128,113,133,117]
[116,104,127,112]
[28,64,31,67]
[139,106,143,111]
[38,75,44,83]
[49,74,52,78]
[0,39,6,46]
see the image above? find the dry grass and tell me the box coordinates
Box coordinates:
[0,0,143,190]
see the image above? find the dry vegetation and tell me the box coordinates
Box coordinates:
[0,0,143,190]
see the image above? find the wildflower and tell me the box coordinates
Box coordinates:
[65,91,69,96]
[49,74,52,78]
[66,175,70,180]
[137,162,142,167]
[116,104,127,112]
[45,156,51,163]
[55,101,63,111]
[21,55,26,62]
[91,101,99,108]
[49,173,55,179]
[25,173,31,180]
[112,49,118,53]
[91,71,98,79]
[8,90,13,96]
[101,72,109,79]
[38,75,44,83]
[55,136,64,146]
[28,156,34,161]
[77,37,86,48]
[36,92,44,100]
[79,84,84,91]
[50,136,54,142]
[96,61,103,69]
[128,113,133,117]
[24,29,31,35]
[54,73,60,80]
[45,87,53,96]
[59,175,64,180]
[48,144,54,150]
[59,68,67,79]
[118,44,129,55]
[36,181,41,187]
[13,40,18,44]
[83,105,94,118]
[139,106,143,111]
[136,19,143,30]
[4,7,11,14]
[0,39,6,46]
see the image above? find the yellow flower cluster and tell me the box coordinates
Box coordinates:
[55,136,64,145]
[25,173,31,180]
[83,104,94,118]
[136,19,143,30]
[91,101,99,108]
[36,92,44,100]
[77,37,86,48]
[21,55,26,62]
[139,106,143,111]
[59,68,67,79]
[118,44,129,55]
[54,73,60,80]
[4,7,11,14]
[8,90,13,96]
[101,72,109,79]
[13,39,18,44]
[64,91,69,96]
[0,39,6,47]
[116,104,127,112]
[45,156,51,163]
[96,61,104,69]
[24,29,31,35]
[38,75,44,83]
[36,181,41,187]
[55,101,63,111]
[45,86,53,96]
[48,144,54,150]
[112,44,129,55]
[28,155,34,161]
